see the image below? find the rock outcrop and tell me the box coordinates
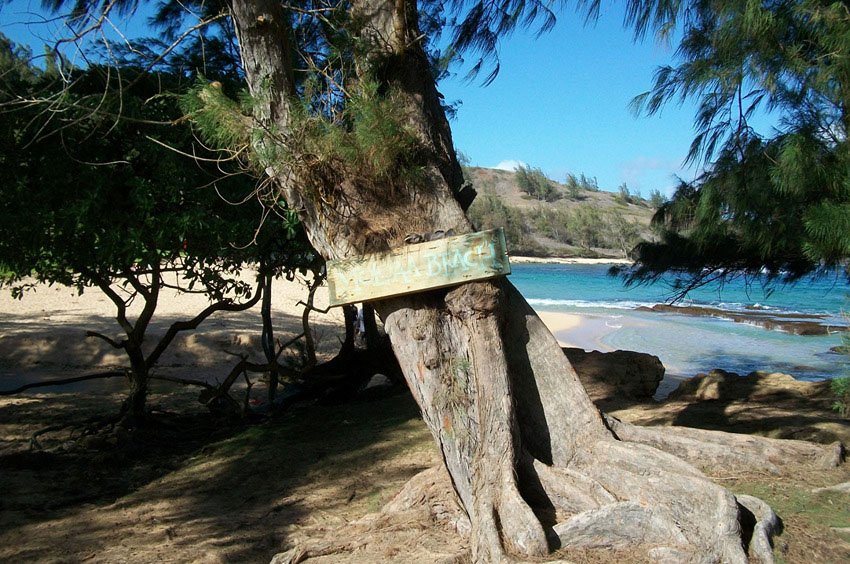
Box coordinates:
[668,369,831,402]
[563,347,665,403]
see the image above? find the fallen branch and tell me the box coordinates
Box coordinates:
[148,374,216,391]
[0,371,125,396]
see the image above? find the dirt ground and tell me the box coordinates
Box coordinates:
[1,279,849,563]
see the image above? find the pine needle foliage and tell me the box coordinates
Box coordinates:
[180,79,253,160]
[614,0,850,289]
[281,81,428,202]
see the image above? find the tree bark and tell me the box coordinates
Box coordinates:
[123,342,149,422]
[227,1,843,561]
[261,270,279,402]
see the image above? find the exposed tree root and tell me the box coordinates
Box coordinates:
[270,420,845,564]
[30,411,125,451]
[555,439,753,562]
[737,494,781,563]
[604,414,846,473]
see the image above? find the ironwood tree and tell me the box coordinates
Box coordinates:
[617,0,850,291]
[18,1,846,561]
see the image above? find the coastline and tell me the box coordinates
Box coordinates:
[536,311,583,346]
[3,266,841,400]
[509,255,632,265]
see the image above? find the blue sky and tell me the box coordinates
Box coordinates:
[438,5,701,196]
[2,1,702,196]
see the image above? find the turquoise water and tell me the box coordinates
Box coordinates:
[509,263,849,380]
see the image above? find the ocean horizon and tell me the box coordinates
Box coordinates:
[509,263,849,381]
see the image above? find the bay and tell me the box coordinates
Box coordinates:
[509,263,849,381]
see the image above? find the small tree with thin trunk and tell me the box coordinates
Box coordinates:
[516,165,561,202]
[0,50,301,422]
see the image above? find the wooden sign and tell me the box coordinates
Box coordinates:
[327,228,511,306]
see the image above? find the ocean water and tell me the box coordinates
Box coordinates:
[509,263,849,381]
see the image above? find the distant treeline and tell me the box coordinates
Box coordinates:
[467,194,646,258]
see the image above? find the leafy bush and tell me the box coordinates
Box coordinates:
[467,193,528,250]
[832,377,850,418]
[516,165,561,202]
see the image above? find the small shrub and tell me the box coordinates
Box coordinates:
[516,165,561,202]
[832,376,850,417]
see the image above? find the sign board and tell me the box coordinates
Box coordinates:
[327,228,511,306]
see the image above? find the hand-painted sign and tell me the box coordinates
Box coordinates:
[327,228,511,306]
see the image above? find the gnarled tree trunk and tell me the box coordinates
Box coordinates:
[226,1,843,561]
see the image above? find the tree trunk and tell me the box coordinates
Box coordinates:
[261,270,279,402]
[341,304,357,355]
[122,343,149,423]
[301,275,321,368]
[362,303,381,351]
[227,1,842,561]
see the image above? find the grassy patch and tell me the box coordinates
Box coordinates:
[732,477,850,562]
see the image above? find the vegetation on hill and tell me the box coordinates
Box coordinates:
[465,166,658,258]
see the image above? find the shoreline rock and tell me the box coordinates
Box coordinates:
[638,303,848,336]
[667,369,831,402]
[563,347,664,402]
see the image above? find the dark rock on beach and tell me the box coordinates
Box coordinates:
[668,369,831,402]
[563,347,665,404]
[638,304,848,336]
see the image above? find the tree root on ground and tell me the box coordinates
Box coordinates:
[269,428,843,564]
[603,414,846,473]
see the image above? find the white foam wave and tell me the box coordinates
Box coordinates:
[526,297,844,323]
[526,298,653,310]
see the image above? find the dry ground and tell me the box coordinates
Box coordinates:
[1,377,848,563]
[1,279,849,563]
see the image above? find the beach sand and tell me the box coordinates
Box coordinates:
[0,273,346,392]
[536,311,583,346]
[0,273,687,396]
[510,255,632,265]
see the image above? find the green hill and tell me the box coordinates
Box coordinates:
[464,166,659,259]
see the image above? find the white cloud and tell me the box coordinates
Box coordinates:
[493,159,528,171]
[620,156,688,196]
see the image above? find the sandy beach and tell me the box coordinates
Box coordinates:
[509,255,632,265]
[0,272,658,394]
[0,273,346,392]
[536,311,583,344]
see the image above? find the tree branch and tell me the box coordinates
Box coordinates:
[145,276,265,369]
[132,262,161,339]
[87,271,135,336]
[85,330,125,349]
